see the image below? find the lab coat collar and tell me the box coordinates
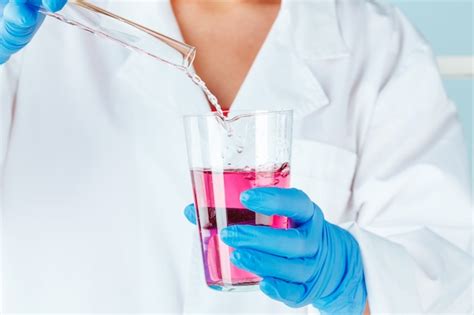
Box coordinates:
[229,0,350,118]
[112,0,350,119]
[279,0,350,61]
[103,0,350,59]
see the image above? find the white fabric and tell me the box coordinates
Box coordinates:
[1,0,472,313]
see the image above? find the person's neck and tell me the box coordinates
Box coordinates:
[171,0,281,11]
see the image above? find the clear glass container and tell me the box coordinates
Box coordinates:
[38,0,196,69]
[183,110,293,291]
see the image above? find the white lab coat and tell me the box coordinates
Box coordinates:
[0,0,472,313]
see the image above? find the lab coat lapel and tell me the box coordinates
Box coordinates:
[111,0,351,120]
[112,0,210,117]
[230,37,331,119]
[230,0,350,120]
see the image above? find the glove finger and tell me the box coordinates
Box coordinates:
[0,2,40,55]
[230,248,316,283]
[0,54,9,63]
[259,277,307,308]
[184,204,197,225]
[220,224,316,258]
[240,187,315,225]
[42,0,67,12]
[0,0,7,17]
[10,0,41,5]
[3,2,38,28]
[8,0,66,12]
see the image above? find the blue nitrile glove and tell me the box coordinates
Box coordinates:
[184,188,367,315]
[0,0,66,64]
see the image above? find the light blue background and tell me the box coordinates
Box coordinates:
[443,79,472,163]
[388,0,473,175]
[389,0,473,55]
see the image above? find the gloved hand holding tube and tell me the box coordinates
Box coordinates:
[0,0,67,64]
[185,187,367,314]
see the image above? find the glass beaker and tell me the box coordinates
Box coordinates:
[183,110,293,292]
[37,0,196,69]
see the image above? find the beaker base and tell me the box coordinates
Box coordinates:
[207,281,260,292]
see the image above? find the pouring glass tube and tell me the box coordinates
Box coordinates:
[36,0,196,70]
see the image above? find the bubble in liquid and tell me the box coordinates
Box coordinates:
[244,166,256,180]
[258,170,274,178]
[245,175,256,181]
[236,146,244,154]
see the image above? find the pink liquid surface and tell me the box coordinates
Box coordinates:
[191,163,290,290]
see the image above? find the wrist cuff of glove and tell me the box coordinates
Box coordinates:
[313,229,367,315]
[318,278,367,315]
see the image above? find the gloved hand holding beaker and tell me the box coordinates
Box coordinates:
[0,0,67,64]
[185,187,367,314]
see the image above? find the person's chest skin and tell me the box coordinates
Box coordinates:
[171,0,281,110]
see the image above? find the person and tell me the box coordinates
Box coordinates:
[0,0,472,313]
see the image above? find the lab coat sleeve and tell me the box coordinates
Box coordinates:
[349,8,472,314]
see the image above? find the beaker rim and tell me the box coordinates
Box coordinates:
[182,109,293,119]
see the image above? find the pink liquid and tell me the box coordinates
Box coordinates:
[190,163,290,290]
